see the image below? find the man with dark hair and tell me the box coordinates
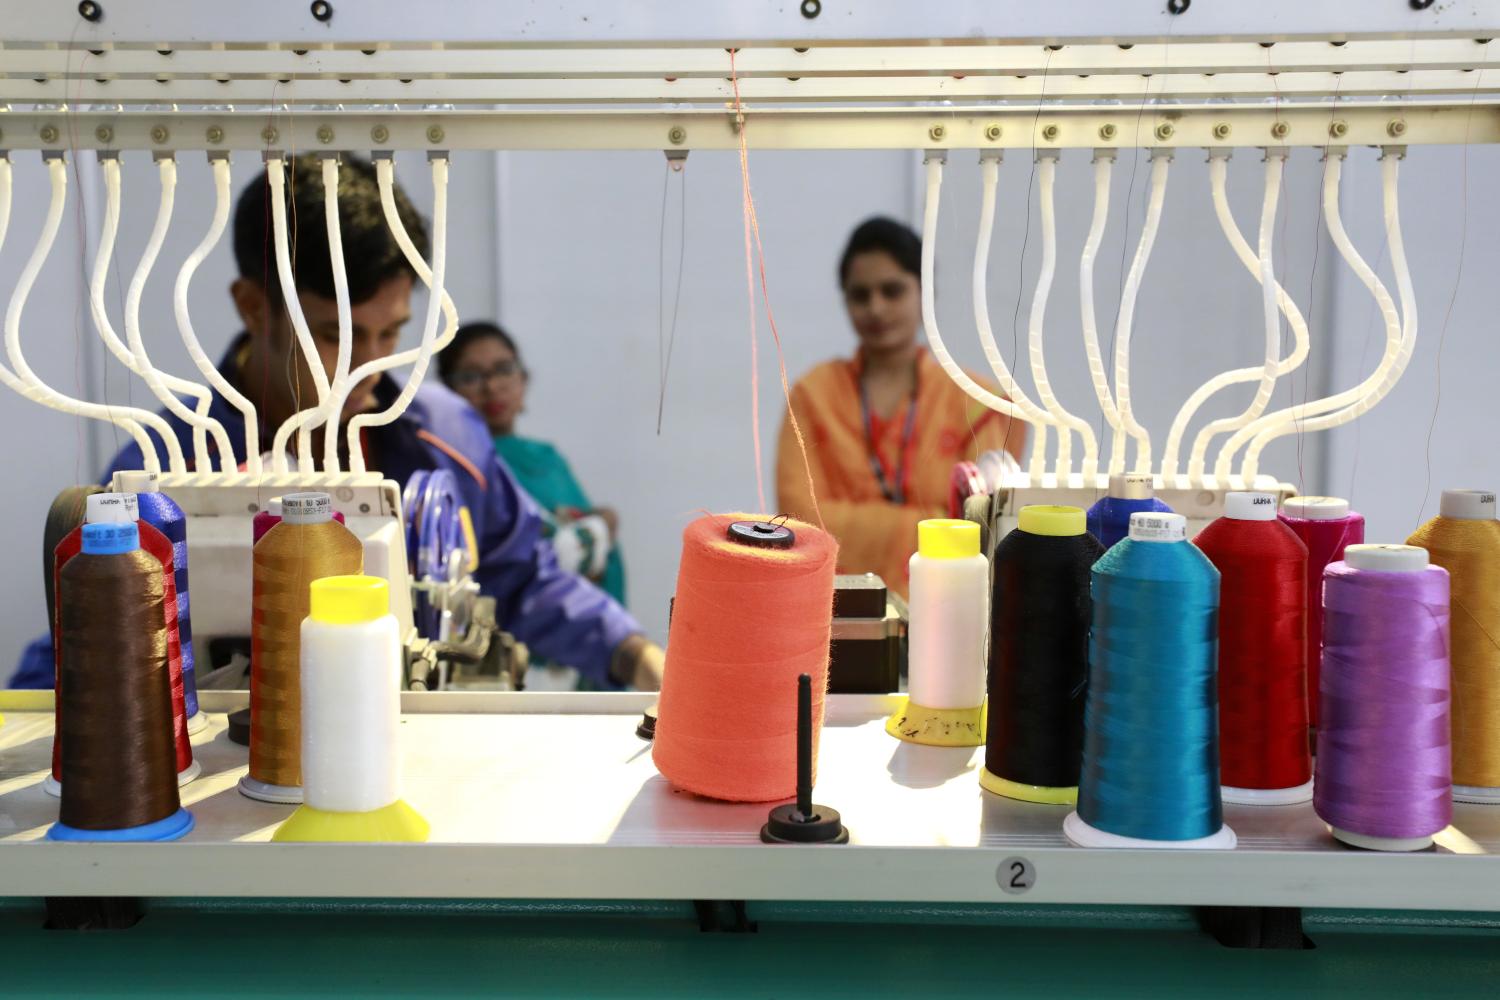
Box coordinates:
[13,155,661,691]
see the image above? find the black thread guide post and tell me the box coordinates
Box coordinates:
[760,673,849,845]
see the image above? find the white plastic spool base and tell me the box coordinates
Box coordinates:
[1330,827,1434,853]
[1223,778,1314,805]
[238,775,304,804]
[1063,811,1238,850]
[1453,784,1500,805]
[185,710,209,736]
[45,758,202,797]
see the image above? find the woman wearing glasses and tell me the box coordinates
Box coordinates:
[777,217,1026,599]
[439,323,626,612]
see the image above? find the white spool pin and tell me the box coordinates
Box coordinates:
[1220,492,1314,805]
[1327,543,1438,851]
[1066,510,1238,850]
[1437,490,1500,804]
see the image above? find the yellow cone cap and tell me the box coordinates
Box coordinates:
[917,519,980,559]
[310,575,389,625]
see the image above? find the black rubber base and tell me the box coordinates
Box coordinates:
[1196,906,1314,950]
[227,708,251,747]
[44,896,142,931]
[760,803,849,845]
[635,704,657,742]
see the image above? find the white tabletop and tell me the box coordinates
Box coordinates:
[2,691,1497,909]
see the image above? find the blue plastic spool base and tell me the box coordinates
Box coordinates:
[46,807,194,843]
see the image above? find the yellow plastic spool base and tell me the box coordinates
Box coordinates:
[0,690,55,712]
[272,798,430,843]
[885,697,986,747]
[979,766,1078,805]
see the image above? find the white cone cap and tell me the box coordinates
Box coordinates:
[1224,491,1276,521]
[1344,543,1427,573]
[1439,489,1496,521]
[1281,495,1349,521]
[85,492,139,524]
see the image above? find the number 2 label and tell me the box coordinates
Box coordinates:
[997,856,1035,895]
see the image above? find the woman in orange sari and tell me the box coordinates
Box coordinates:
[777,217,1026,599]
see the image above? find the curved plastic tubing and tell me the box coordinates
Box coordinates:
[1234,152,1414,484]
[267,158,332,474]
[1028,155,1098,481]
[1183,153,1287,485]
[120,158,236,474]
[1160,153,1309,487]
[176,157,262,477]
[1218,154,1404,483]
[1109,154,1169,476]
[973,155,1048,484]
[1,158,176,474]
[344,157,457,475]
[275,158,356,472]
[1080,155,1124,459]
[919,158,1027,456]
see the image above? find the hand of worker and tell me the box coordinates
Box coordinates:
[610,634,664,691]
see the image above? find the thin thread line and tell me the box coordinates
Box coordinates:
[656,161,687,435]
[1417,49,1486,527]
[730,50,822,528]
[1003,48,1054,469]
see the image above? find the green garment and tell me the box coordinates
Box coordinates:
[493,434,627,607]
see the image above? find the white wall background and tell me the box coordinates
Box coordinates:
[1,142,1495,675]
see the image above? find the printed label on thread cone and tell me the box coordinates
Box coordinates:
[1130,514,1185,541]
[282,493,333,519]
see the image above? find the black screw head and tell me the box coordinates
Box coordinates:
[800,0,821,19]
[1167,0,1191,13]
[1411,0,1436,9]
[310,0,333,21]
[78,1,102,22]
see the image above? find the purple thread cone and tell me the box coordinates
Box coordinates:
[1314,561,1452,841]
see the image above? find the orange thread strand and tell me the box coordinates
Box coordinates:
[730,50,823,529]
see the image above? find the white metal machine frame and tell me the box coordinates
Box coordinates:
[3,1,1499,906]
[1,2,1489,496]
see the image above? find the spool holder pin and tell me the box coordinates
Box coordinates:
[761,673,849,845]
